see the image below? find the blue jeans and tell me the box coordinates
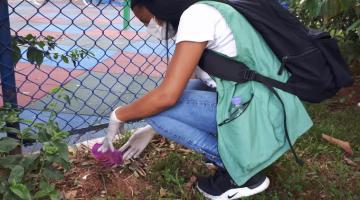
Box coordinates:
[146,79,224,167]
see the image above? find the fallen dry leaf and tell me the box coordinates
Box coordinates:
[159,187,167,197]
[178,148,193,154]
[322,134,353,155]
[185,176,197,189]
[64,190,78,199]
[160,152,168,157]
[133,170,140,178]
[170,143,176,149]
[82,174,91,180]
[81,161,96,166]
[135,167,147,177]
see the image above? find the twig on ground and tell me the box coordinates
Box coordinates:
[100,173,108,195]
[125,179,134,197]
[343,155,358,167]
[124,173,134,181]
[322,134,354,155]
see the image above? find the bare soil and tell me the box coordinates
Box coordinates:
[55,145,152,200]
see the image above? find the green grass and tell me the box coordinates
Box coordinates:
[142,152,210,199]
[107,102,360,200]
[248,103,360,200]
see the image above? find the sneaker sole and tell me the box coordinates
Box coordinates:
[197,177,270,200]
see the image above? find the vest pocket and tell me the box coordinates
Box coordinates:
[218,93,254,126]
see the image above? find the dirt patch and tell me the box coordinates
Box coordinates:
[55,146,152,200]
[54,136,210,199]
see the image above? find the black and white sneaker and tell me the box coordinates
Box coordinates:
[196,168,270,200]
[203,158,217,169]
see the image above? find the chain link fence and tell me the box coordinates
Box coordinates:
[0,0,174,144]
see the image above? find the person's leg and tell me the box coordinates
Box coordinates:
[146,80,223,167]
[147,115,223,167]
[154,79,218,135]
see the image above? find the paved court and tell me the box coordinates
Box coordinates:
[2,0,174,138]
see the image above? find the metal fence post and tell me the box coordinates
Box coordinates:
[123,0,130,30]
[0,0,20,138]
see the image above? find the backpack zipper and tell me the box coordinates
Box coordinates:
[277,48,317,75]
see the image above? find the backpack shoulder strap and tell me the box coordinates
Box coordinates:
[198,49,298,95]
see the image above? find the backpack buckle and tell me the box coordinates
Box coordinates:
[243,70,256,81]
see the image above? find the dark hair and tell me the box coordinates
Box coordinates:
[130,0,201,31]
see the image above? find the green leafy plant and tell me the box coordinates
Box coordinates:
[288,0,360,64]
[0,104,70,200]
[48,86,77,107]
[11,34,94,67]
[1,30,93,200]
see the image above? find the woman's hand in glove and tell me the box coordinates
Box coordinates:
[98,107,125,153]
[119,125,156,160]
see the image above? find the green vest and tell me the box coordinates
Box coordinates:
[199,1,313,185]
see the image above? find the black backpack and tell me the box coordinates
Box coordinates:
[198,0,353,103]
[198,0,354,165]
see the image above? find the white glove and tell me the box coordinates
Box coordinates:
[195,67,217,88]
[98,107,125,153]
[119,125,156,160]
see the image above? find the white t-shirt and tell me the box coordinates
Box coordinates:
[175,3,237,88]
